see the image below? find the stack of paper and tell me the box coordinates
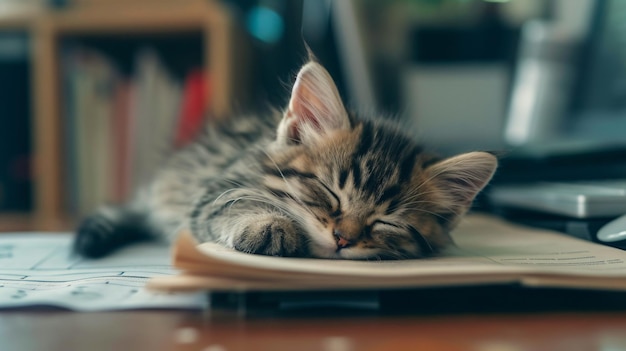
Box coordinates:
[148,215,626,293]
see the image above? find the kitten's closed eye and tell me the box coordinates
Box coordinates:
[295,178,341,214]
[372,220,399,229]
[317,181,341,216]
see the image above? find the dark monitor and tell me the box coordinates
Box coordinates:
[496,0,626,184]
[568,0,626,143]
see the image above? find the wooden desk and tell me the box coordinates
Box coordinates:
[3,311,626,351]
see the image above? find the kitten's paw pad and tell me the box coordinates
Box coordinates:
[74,215,117,258]
[234,218,303,257]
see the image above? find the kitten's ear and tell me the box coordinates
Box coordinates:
[424,152,498,223]
[277,62,350,144]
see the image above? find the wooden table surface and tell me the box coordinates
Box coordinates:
[3,222,626,350]
[3,310,626,351]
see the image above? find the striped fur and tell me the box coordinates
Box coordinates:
[74,61,497,259]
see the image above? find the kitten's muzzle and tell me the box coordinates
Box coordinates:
[333,230,353,250]
[333,217,364,250]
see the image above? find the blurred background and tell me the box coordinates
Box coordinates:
[0,0,623,231]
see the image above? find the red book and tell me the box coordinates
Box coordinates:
[174,69,209,148]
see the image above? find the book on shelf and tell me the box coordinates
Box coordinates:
[61,46,208,215]
[147,214,626,293]
[175,69,209,148]
[130,49,183,193]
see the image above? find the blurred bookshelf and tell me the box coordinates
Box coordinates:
[0,0,238,231]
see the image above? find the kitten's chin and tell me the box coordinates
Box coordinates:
[308,244,381,260]
[305,231,381,259]
[307,244,340,259]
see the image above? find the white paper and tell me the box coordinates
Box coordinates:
[187,215,626,279]
[0,233,205,311]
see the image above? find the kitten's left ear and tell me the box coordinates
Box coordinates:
[277,61,350,145]
[424,152,498,222]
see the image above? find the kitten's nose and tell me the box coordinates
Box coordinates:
[334,230,353,249]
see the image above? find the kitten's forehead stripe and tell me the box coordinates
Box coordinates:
[376,185,401,205]
[338,169,349,189]
[386,199,398,214]
[364,159,383,194]
[351,159,362,187]
[356,122,374,158]
[399,146,420,183]
[349,120,421,200]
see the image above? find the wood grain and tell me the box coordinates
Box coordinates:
[2,311,626,351]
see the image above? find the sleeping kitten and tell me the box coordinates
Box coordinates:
[74,60,497,260]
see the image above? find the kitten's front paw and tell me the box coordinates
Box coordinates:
[74,214,117,258]
[234,216,305,257]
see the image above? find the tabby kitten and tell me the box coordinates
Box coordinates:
[74,60,497,260]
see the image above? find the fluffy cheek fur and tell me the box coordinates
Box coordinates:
[286,202,439,260]
[287,204,395,259]
[260,161,340,258]
[260,166,436,259]
[292,206,340,258]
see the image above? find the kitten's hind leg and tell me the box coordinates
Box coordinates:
[74,206,152,258]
